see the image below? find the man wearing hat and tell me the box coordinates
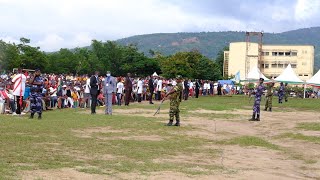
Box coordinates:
[29,69,44,119]
[164,75,183,126]
[103,71,116,115]
[250,78,266,121]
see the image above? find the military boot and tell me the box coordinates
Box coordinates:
[249,113,256,121]
[264,107,267,111]
[255,114,260,121]
[166,120,173,126]
[174,121,180,126]
[38,113,42,120]
[269,108,272,112]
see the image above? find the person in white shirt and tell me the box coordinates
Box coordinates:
[189,81,194,97]
[49,86,57,108]
[203,81,210,96]
[116,78,124,106]
[157,78,163,100]
[172,80,177,86]
[84,74,91,108]
[137,78,143,103]
[11,68,27,115]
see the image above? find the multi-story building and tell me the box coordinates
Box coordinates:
[224,42,314,81]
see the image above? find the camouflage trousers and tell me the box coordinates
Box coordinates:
[284,93,288,102]
[30,93,43,114]
[265,95,273,109]
[278,93,284,103]
[253,96,261,115]
[169,100,180,121]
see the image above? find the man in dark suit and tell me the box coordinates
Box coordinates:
[148,76,154,104]
[90,71,100,114]
[183,78,189,100]
[195,79,200,98]
[124,73,132,106]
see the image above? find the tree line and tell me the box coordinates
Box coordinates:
[0,38,225,80]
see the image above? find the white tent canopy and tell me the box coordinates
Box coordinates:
[274,64,303,84]
[307,69,320,86]
[244,67,270,81]
[152,72,158,77]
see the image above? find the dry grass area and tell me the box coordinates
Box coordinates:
[1,97,320,179]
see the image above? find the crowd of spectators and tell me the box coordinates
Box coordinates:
[0,69,236,115]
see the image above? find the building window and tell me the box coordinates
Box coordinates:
[299,74,303,76]
[278,64,284,68]
[271,64,277,68]
[262,52,269,56]
[285,52,291,56]
[291,52,297,56]
[304,74,308,76]
[291,64,297,68]
[272,52,278,56]
[265,64,269,68]
[279,52,284,56]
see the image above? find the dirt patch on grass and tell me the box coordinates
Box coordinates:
[97,135,164,141]
[17,105,320,179]
[20,168,107,180]
[72,126,129,138]
[78,108,169,118]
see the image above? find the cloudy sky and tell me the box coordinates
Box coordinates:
[0,0,319,51]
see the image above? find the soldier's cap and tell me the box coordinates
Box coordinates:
[176,75,183,80]
[259,78,264,81]
[35,68,41,72]
[106,71,111,74]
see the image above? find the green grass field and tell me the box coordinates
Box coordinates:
[1,96,320,179]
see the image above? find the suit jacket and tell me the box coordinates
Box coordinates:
[148,79,154,91]
[103,76,116,94]
[184,80,189,90]
[90,75,99,95]
[125,77,132,90]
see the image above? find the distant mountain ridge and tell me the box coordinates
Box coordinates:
[116,27,320,70]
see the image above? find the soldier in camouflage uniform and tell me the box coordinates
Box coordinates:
[165,75,183,126]
[249,78,266,121]
[264,82,274,112]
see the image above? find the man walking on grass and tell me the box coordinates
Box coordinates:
[12,68,26,115]
[103,71,116,115]
[249,78,265,121]
[90,71,100,114]
[264,82,274,112]
[165,75,183,126]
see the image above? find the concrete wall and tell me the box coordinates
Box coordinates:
[224,42,315,81]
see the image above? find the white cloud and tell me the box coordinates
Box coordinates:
[295,0,320,21]
[0,36,19,44]
[0,0,319,51]
[36,34,64,51]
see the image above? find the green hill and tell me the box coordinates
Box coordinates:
[116,27,320,69]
